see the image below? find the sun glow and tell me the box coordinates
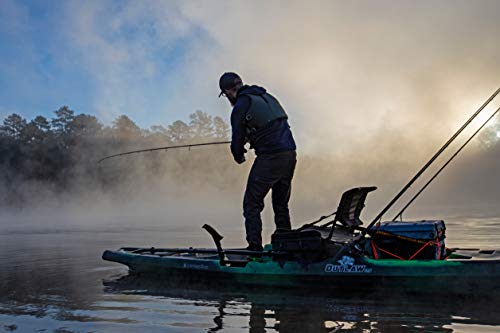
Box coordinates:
[474,110,496,129]
[496,131,500,138]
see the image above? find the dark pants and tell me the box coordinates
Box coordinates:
[243,150,297,247]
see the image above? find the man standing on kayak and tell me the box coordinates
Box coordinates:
[218,72,297,251]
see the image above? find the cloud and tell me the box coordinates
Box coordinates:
[180,0,500,153]
[59,1,199,125]
[59,1,500,153]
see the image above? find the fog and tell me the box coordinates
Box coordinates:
[1,0,500,240]
[2,117,499,238]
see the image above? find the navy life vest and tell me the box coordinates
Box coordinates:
[241,92,288,134]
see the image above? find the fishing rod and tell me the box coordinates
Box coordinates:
[357,86,500,240]
[393,105,500,221]
[98,140,231,163]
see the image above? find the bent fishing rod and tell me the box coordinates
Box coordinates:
[393,105,500,221]
[98,140,231,163]
[356,86,500,241]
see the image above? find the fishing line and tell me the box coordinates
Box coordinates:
[359,87,500,240]
[393,106,500,220]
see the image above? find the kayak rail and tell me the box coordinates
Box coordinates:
[120,246,271,257]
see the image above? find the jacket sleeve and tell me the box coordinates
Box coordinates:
[230,96,250,164]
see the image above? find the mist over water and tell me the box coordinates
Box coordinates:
[2,107,498,333]
[1,110,497,333]
[1,96,498,333]
[3,125,500,227]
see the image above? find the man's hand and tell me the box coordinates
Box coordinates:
[234,148,247,164]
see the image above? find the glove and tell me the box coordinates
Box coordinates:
[235,155,246,164]
[234,148,247,164]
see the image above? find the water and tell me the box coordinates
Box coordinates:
[0,216,499,333]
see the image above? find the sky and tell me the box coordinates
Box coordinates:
[1,0,499,157]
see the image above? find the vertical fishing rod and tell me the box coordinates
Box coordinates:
[393,106,500,221]
[358,87,500,239]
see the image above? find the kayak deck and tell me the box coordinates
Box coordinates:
[103,247,500,278]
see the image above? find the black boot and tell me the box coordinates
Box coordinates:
[246,243,264,252]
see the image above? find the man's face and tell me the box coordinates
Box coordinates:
[224,87,238,106]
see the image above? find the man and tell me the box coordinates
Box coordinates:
[219,72,297,251]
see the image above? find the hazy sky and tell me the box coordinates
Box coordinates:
[1,0,499,157]
[1,0,500,225]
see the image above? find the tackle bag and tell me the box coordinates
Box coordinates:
[271,229,328,262]
[271,229,323,252]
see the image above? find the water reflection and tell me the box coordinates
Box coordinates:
[103,274,500,332]
[0,217,498,332]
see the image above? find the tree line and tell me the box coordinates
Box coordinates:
[0,106,232,205]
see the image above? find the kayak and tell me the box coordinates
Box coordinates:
[102,246,500,293]
[102,187,500,295]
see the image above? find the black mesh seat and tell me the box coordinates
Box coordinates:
[335,186,377,228]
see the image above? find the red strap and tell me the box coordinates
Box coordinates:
[371,240,379,259]
[372,242,406,260]
[372,240,440,261]
[436,237,441,260]
[408,241,433,260]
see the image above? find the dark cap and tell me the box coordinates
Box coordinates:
[218,72,242,97]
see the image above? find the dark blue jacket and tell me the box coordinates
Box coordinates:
[230,85,296,163]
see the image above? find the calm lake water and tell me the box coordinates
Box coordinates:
[0,215,499,333]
